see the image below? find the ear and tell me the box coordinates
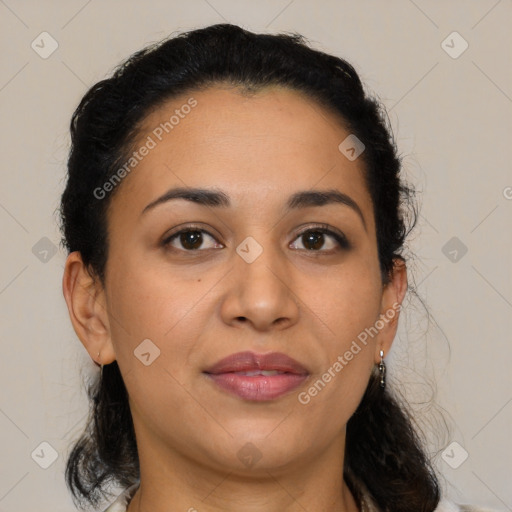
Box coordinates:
[62,251,116,366]
[374,257,408,363]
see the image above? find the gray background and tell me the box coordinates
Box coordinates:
[0,1,511,511]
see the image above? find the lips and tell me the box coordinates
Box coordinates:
[203,351,309,401]
[204,351,309,375]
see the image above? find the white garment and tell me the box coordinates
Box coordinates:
[363,493,500,512]
[102,485,501,512]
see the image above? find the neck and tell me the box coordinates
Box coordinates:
[126,435,360,512]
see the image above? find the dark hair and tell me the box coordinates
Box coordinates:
[60,23,440,512]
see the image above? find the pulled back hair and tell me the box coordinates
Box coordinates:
[60,23,440,512]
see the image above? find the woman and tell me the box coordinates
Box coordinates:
[60,23,498,512]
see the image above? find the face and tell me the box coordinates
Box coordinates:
[80,85,404,476]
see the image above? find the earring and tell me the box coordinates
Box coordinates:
[378,349,386,389]
[96,351,104,375]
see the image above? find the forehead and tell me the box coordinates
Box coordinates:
[109,85,373,226]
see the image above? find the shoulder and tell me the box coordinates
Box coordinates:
[365,495,501,512]
[102,499,127,512]
[457,506,504,512]
[102,495,128,512]
[102,483,139,512]
[103,488,500,512]
[434,498,502,512]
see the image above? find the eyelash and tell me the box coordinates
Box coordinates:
[162,223,350,254]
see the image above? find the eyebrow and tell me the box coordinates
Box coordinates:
[141,186,367,231]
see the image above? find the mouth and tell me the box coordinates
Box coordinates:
[203,351,309,401]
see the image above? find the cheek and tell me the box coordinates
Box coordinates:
[311,261,382,347]
[106,263,210,437]
[105,258,194,363]
[298,263,381,400]
[106,250,224,383]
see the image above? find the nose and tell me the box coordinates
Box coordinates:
[219,238,300,332]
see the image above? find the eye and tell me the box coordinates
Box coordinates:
[162,223,350,254]
[162,226,223,252]
[289,225,350,253]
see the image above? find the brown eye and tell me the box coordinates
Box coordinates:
[300,231,326,250]
[290,226,350,252]
[163,228,223,252]
[178,230,203,250]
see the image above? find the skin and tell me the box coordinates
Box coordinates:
[63,85,407,512]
